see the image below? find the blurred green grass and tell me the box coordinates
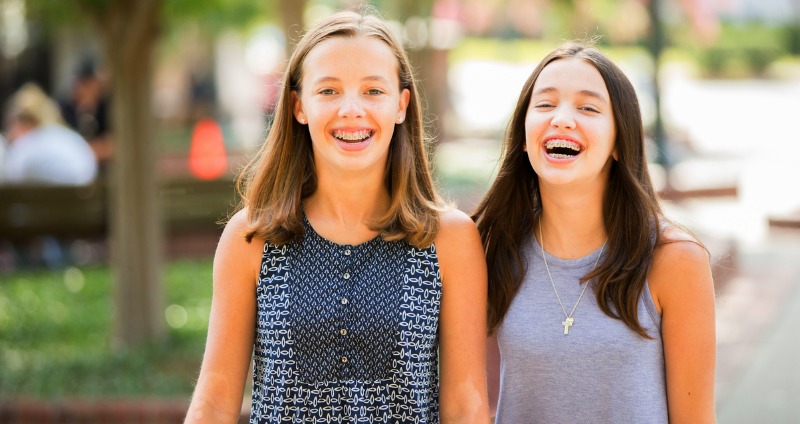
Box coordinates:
[0,260,213,398]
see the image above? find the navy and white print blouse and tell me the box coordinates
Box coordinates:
[250,217,442,423]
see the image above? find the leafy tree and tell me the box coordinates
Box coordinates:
[24,0,301,348]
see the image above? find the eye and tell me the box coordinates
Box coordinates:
[366,88,384,95]
[580,105,600,113]
[534,102,554,109]
[319,88,337,95]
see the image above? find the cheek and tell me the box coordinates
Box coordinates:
[523,115,540,152]
[367,99,394,119]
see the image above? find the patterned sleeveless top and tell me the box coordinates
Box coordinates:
[250,217,442,423]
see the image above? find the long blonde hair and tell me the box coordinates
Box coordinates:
[237,9,444,248]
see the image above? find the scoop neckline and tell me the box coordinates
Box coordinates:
[530,233,607,269]
[302,212,383,250]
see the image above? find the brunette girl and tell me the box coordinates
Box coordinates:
[474,42,716,423]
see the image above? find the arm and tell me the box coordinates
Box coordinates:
[185,210,262,423]
[435,209,491,423]
[486,333,500,422]
[648,229,716,424]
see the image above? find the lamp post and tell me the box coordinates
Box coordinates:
[647,0,669,171]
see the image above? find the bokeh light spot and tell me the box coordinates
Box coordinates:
[63,267,85,293]
[165,304,188,329]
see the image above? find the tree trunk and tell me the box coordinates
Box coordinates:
[279,0,306,51]
[393,0,446,144]
[93,0,165,348]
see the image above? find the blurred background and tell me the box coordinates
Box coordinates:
[0,0,798,422]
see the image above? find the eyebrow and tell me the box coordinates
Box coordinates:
[532,86,608,102]
[311,75,392,85]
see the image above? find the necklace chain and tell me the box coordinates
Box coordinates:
[539,217,607,335]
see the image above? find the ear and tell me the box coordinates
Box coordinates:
[292,91,306,124]
[612,148,618,161]
[396,88,411,124]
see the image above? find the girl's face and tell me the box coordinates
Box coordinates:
[293,36,410,178]
[524,58,617,190]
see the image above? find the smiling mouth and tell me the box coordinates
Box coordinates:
[545,139,582,159]
[333,129,373,143]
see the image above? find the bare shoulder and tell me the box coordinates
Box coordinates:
[433,207,485,286]
[659,224,701,244]
[654,226,709,269]
[648,225,713,312]
[434,207,480,245]
[219,208,254,246]
[215,208,264,283]
[439,208,477,233]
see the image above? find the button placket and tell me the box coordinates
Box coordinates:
[337,245,356,370]
[340,245,355,309]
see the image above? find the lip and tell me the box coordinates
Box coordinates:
[330,126,375,152]
[541,134,584,162]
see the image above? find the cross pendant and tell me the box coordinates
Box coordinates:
[562,317,574,335]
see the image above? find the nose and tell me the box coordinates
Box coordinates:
[338,94,366,118]
[550,106,575,129]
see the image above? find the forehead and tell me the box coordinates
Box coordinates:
[533,57,609,98]
[302,35,400,83]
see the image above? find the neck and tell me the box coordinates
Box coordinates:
[304,166,390,245]
[537,182,607,260]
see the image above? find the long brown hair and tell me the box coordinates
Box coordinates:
[236,9,444,248]
[473,42,663,337]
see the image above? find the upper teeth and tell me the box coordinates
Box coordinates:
[545,139,581,152]
[334,130,371,141]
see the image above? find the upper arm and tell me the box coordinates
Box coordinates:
[648,229,716,424]
[486,333,500,418]
[435,209,490,422]
[186,209,262,422]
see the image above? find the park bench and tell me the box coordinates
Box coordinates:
[0,179,239,243]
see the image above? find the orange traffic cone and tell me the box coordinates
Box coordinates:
[188,118,227,180]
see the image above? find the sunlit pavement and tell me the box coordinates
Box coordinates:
[713,230,800,423]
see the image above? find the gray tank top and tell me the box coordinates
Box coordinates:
[495,235,667,424]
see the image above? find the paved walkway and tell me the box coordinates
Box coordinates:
[714,230,800,423]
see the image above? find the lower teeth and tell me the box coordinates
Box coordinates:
[338,136,369,142]
[550,153,573,159]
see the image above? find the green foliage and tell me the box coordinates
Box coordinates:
[23,0,93,33]
[24,0,280,39]
[164,0,279,34]
[0,260,213,397]
[449,37,558,64]
[674,22,789,78]
[369,0,435,20]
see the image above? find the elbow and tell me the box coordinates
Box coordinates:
[185,372,247,423]
[440,407,491,424]
[185,398,243,424]
[440,390,491,424]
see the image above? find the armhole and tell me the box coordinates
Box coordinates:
[642,280,662,332]
[256,240,274,289]
[425,241,442,288]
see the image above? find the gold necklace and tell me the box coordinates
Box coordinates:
[539,217,607,335]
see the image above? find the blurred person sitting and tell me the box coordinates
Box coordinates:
[3,83,98,186]
[59,61,113,168]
